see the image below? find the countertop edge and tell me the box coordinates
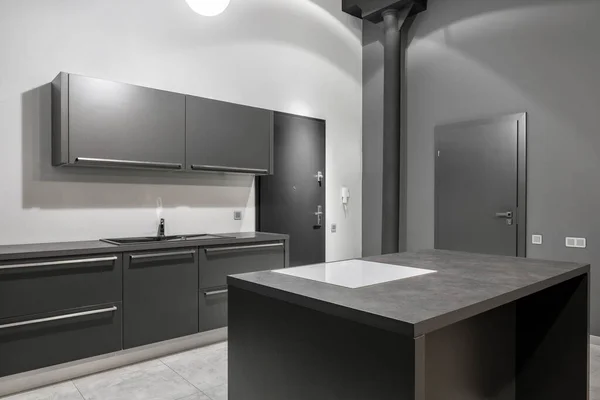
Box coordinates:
[0,232,289,262]
[414,264,590,336]
[227,275,415,337]
[228,263,590,338]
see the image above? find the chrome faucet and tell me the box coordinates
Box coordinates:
[157,218,165,239]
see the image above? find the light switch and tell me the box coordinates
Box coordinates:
[532,235,543,245]
[566,237,587,249]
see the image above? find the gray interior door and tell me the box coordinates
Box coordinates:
[435,114,527,256]
[258,113,326,267]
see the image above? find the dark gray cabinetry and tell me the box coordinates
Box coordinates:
[123,249,199,349]
[186,96,273,174]
[0,254,123,378]
[0,255,122,320]
[52,72,185,170]
[0,304,122,378]
[198,242,284,332]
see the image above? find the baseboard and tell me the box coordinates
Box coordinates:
[591,335,600,346]
[0,328,227,398]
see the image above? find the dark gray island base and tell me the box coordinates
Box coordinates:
[227,250,590,400]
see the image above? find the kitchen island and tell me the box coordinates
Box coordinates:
[227,250,590,400]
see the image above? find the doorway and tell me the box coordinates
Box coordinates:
[257,112,326,267]
[434,113,527,257]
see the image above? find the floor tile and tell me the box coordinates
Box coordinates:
[73,359,198,400]
[161,343,228,391]
[203,384,227,400]
[1,382,84,400]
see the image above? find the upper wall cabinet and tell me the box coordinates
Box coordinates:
[52,72,186,170]
[186,96,273,175]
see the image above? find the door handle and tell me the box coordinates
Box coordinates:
[495,211,513,219]
[315,171,324,187]
[315,205,323,227]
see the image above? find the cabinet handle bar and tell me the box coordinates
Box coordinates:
[0,306,118,330]
[0,256,118,271]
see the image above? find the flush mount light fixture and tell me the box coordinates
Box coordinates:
[185,0,230,17]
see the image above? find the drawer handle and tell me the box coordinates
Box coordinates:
[75,158,183,170]
[204,289,228,297]
[190,164,269,175]
[0,256,118,271]
[205,243,283,254]
[130,250,196,260]
[0,306,118,330]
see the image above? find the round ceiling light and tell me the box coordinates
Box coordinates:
[185,0,231,17]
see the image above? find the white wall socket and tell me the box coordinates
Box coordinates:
[532,235,543,245]
[331,223,337,233]
[566,237,587,249]
[233,211,243,221]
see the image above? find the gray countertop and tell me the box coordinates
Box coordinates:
[228,249,589,337]
[0,232,288,262]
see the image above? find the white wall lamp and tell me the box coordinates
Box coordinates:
[185,0,230,17]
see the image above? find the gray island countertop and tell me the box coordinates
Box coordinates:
[0,232,288,262]
[228,249,589,337]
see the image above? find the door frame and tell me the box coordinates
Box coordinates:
[434,112,527,257]
[255,111,327,234]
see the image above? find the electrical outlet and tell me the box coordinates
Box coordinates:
[532,235,543,245]
[331,223,337,233]
[566,237,587,249]
[233,211,243,221]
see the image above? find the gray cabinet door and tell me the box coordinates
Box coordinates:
[123,249,199,349]
[186,96,273,174]
[199,242,285,289]
[0,254,121,320]
[68,74,185,168]
[0,303,122,378]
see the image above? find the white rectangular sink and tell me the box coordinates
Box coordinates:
[272,260,436,288]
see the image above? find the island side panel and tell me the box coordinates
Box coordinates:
[516,273,589,400]
[422,302,516,400]
[228,286,416,400]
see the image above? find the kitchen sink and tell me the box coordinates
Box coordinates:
[101,234,227,246]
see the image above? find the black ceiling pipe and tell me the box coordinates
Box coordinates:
[344,1,426,255]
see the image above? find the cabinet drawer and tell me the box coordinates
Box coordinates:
[199,287,228,332]
[199,242,284,289]
[0,254,122,320]
[0,303,122,378]
[124,249,199,349]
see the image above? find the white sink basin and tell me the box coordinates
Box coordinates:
[272,260,436,289]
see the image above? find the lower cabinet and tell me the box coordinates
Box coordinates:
[0,303,122,378]
[123,249,199,349]
[198,241,285,332]
[199,287,228,332]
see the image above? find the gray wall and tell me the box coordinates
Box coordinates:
[362,21,385,257]
[0,0,363,261]
[406,0,600,333]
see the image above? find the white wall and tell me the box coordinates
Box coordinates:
[0,0,363,261]
[406,0,600,331]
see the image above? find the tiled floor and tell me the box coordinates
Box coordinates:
[4,341,600,399]
[2,342,227,400]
